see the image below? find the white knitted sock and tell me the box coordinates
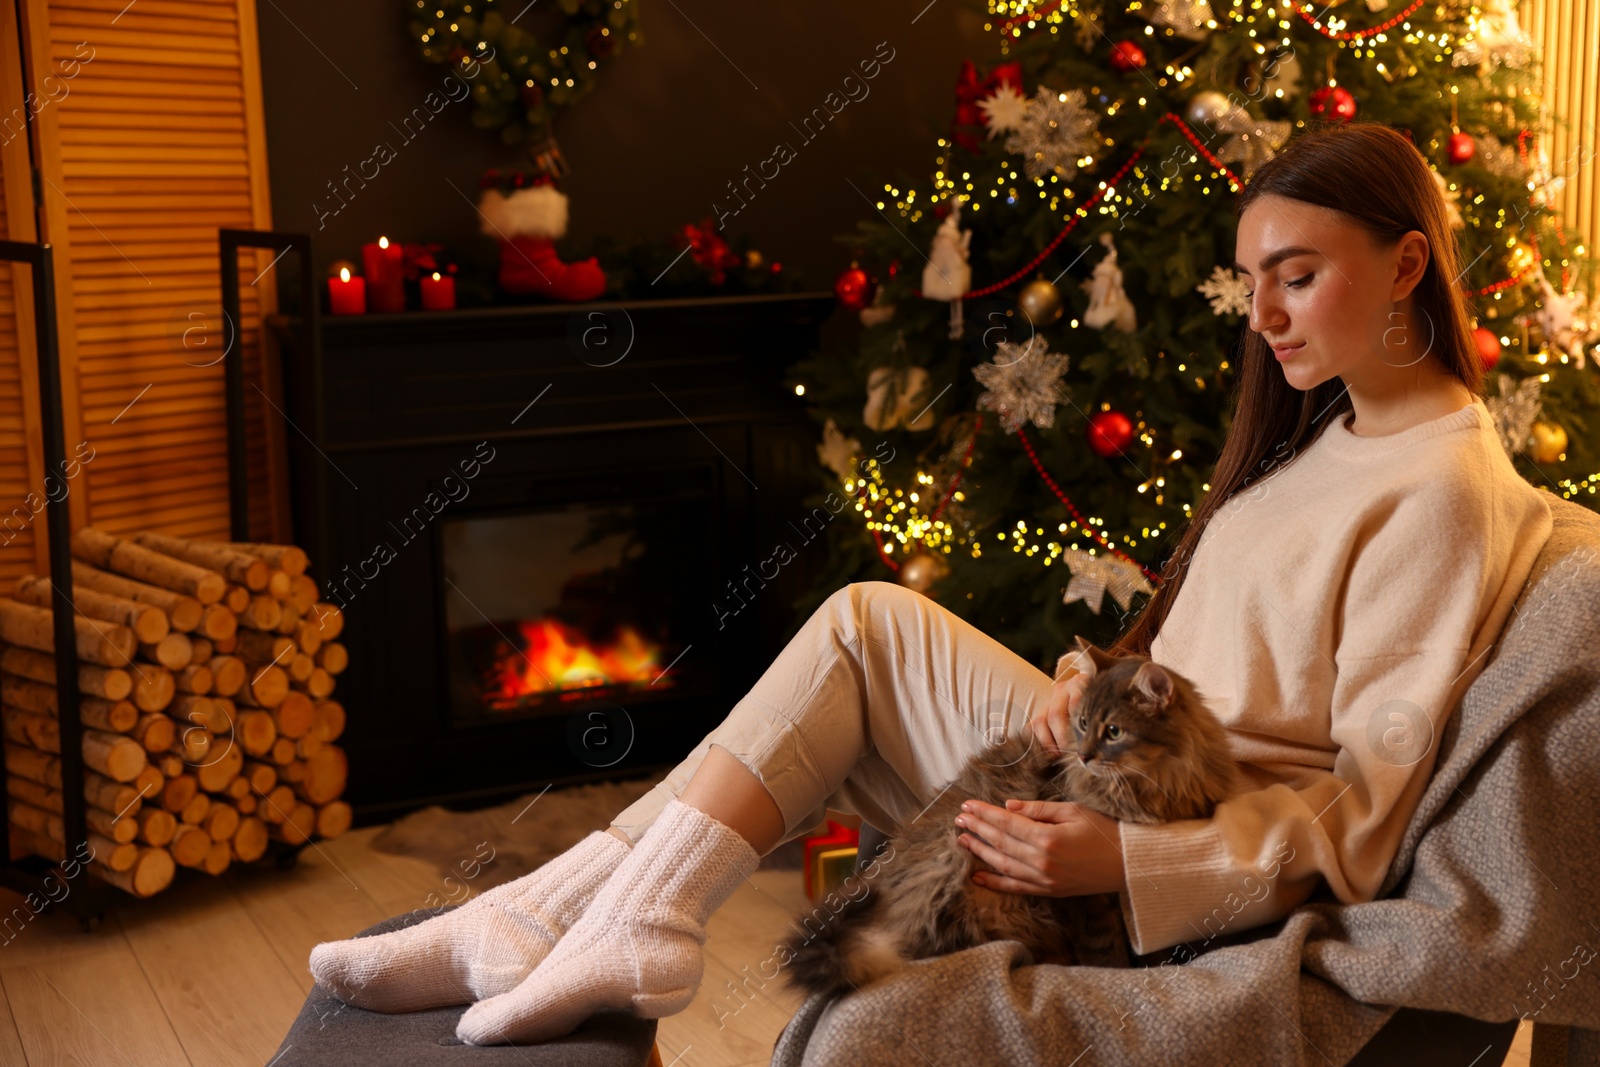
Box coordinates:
[455,798,760,1046]
[308,829,630,1012]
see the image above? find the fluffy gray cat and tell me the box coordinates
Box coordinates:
[782,636,1238,997]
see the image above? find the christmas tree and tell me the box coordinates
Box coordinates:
[785,0,1600,666]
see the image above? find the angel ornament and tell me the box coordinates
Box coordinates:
[1081,232,1137,332]
[923,200,972,339]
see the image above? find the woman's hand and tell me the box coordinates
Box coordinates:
[1029,669,1090,756]
[953,797,1126,897]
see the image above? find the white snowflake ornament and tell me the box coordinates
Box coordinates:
[1215,111,1291,178]
[978,84,1029,137]
[972,335,1070,434]
[1484,373,1542,458]
[1140,0,1214,40]
[1197,264,1252,317]
[1005,86,1102,181]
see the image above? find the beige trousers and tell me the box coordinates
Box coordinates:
[608,581,1059,849]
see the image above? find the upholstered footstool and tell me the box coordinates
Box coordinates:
[270,908,661,1066]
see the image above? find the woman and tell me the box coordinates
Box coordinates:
[308,122,1553,1047]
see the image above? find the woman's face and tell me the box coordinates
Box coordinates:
[1233,194,1430,393]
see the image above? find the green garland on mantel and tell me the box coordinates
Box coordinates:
[407,0,642,147]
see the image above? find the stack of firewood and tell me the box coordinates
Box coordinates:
[0,528,351,897]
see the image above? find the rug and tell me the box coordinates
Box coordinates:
[371,772,803,892]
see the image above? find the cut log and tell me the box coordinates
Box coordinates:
[0,644,133,701]
[228,541,309,576]
[280,759,306,784]
[225,775,250,799]
[267,570,292,599]
[274,605,301,637]
[175,663,212,695]
[0,675,138,732]
[315,800,352,840]
[7,804,135,871]
[269,737,296,766]
[201,802,238,843]
[272,690,315,740]
[72,561,203,633]
[300,669,334,700]
[235,793,257,816]
[236,710,276,757]
[208,655,245,697]
[294,745,348,806]
[189,638,214,664]
[244,664,289,708]
[160,773,197,813]
[231,814,268,861]
[137,807,177,847]
[213,632,237,655]
[288,575,319,614]
[198,604,237,641]
[132,713,176,754]
[71,529,225,604]
[170,825,210,867]
[1,711,145,782]
[258,784,295,824]
[92,846,175,896]
[312,700,345,742]
[222,585,250,613]
[202,839,231,875]
[5,778,138,841]
[315,642,347,676]
[293,621,323,656]
[306,601,342,639]
[194,743,243,794]
[236,631,294,665]
[168,694,217,733]
[179,791,211,826]
[240,595,283,632]
[171,726,211,764]
[157,754,184,778]
[138,633,192,670]
[271,801,316,845]
[130,666,175,713]
[294,732,323,760]
[130,531,269,591]
[129,766,164,806]
[287,653,314,682]
[243,760,277,795]
[13,575,168,644]
[0,597,138,667]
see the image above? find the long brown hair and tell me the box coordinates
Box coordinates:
[1111,122,1486,657]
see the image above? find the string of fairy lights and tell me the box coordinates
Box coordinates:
[832,0,1598,584]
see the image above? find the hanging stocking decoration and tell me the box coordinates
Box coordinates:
[478,173,607,302]
[923,200,972,339]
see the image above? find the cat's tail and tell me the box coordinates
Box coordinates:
[780,891,907,1000]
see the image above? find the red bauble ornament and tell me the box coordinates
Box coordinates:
[1087,410,1135,458]
[1308,86,1357,123]
[834,266,876,310]
[1473,326,1502,369]
[585,26,616,60]
[1109,41,1147,72]
[1448,132,1476,165]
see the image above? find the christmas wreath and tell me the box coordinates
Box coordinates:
[408,0,642,146]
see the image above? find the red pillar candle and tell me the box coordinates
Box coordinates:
[361,235,406,312]
[327,267,366,315]
[419,271,456,310]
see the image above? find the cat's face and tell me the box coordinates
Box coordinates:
[1062,637,1182,782]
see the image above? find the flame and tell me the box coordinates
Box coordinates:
[378,235,390,249]
[339,266,351,282]
[484,617,671,705]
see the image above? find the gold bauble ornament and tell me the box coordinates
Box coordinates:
[1525,420,1567,463]
[1507,240,1537,276]
[897,549,949,593]
[1017,278,1064,326]
[745,249,764,269]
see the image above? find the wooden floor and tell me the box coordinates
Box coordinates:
[0,825,1536,1066]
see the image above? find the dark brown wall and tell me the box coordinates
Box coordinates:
[257,0,993,286]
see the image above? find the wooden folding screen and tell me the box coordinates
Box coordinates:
[1523,0,1600,256]
[0,0,285,591]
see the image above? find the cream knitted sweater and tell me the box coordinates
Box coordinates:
[1116,397,1554,956]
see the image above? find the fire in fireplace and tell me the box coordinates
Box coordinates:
[439,494,703,725]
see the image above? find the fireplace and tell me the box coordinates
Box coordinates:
[272,292,835,817]
[438,481,712,728]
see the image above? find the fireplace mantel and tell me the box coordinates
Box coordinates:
[269,290,837,818]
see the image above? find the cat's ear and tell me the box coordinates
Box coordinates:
[1130,661,1174,712]
[1058,635,1115,680]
